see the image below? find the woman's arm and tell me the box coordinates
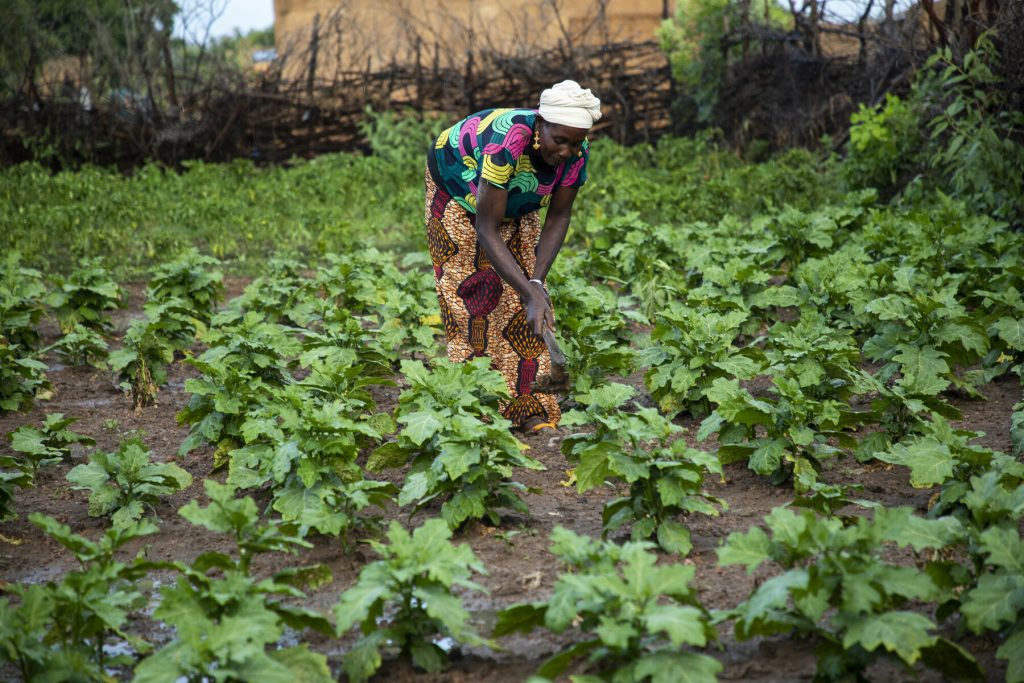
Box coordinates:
[533,184,579,283]
[476,181,553,335]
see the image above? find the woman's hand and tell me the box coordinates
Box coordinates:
[525,282,555,337]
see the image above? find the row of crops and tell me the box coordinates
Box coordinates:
[2,45,1024,680]
[2,168,1023,680]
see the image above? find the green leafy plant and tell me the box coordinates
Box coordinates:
[0,250,46,352]
[48,322,110,368]
[0,457,32,521]
[109,317,177,409]
[305,249,440,363]
[496,526,720,682]
[641,302,763,417]
[145,248,224,324]
[842,93,924,196]
[1013,399,1024,457]
[764,310,870,403]
[698,376,859,486]
[916,35,1024,222]
[873,417,1024,520]
[46,259,124,333]
[334,518,491,682]
[0,344,50,414]
[177,313,299,456]
[0,514,162,681]
[717,505,980,680]
[370,254,443,362]
[379,358,544,529]
[572,212,691,319]
[546,272,638,396]
[789,246,880,328]
[7,412,95,476]
[862,274,988,397]
[67,438,192,529]
[227,388,396,541]
[959,525,1024,679]
[135,480,333,683]
[561,383,725,554]
[226,255,316,326]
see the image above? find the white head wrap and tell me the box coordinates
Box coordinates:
[538,80,602,129]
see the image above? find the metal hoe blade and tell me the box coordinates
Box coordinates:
[532,327,570,395]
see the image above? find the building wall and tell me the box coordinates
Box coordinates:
[273,0,673,76]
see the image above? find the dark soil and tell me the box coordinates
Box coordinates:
[1,289,1018,682]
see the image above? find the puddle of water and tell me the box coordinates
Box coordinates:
[6,564,67,585]
[102,640,135,659]
[434,636,457,653]
[67,397,114,409]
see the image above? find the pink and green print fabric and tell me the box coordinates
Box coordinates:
[426,108,589,219]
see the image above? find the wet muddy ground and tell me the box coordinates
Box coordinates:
[0,282,1016,681]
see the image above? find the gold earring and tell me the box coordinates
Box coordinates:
[532,131,541,150]
[577,150,583,157]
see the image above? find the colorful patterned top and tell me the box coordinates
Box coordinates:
[426,108,590,219]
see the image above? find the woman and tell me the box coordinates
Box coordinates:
[424,80,601,432]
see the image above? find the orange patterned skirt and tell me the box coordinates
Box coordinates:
[424,167,561,428]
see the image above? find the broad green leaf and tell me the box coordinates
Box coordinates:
[86,484,121,517]
[717,526,771,573]
[595,614,637,649]
[643,604,707,646]
[67,462,109,490]
[442,485,487,528]
[634,652,723,683]
[656,520,692,555]
[268,645,334,683]
[416,586,474,637]
[997,629,1024,683]
[980,525,1024,573]
[111,499,144,529]
[399,411,442,446]
[494,603,546,637]
[994,317,1024,351]
[765,507,806,549]
[581,382,635,409]
[343,631,385,683]
[734,569,809,637]
[335,583,390,633]
[438,441,478,480]
[876,507,966,551]
[875,437,954,488]
[961,573,1024,632]
[749,438,787,476]
[409,641,446,674]
[273,486,347,536]
[894,346,950,395]
[842,611,936,665]
[713,354,762,378]
[398,470,432,505]
[574,443,615,493]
